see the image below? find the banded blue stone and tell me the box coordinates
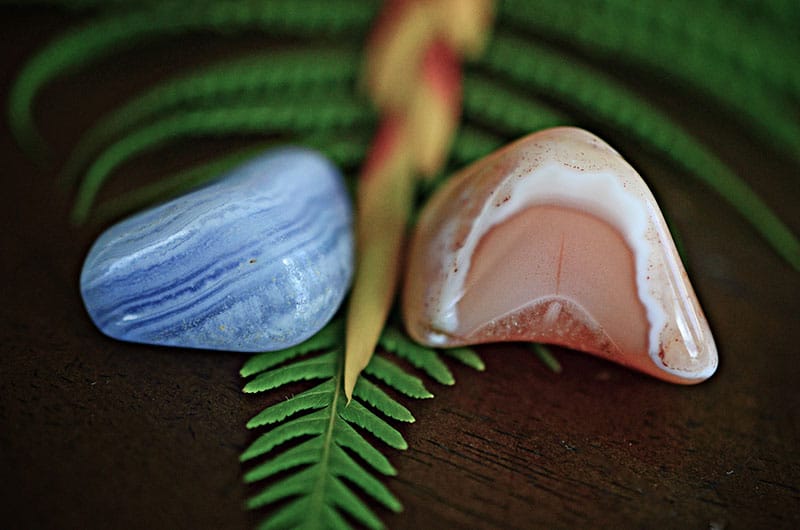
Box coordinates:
[80,148,353,352]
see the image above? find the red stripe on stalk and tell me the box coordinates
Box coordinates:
[409,38,462,177]
[345,0,495,398]
[359,113,407,182]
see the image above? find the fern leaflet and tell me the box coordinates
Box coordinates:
[62,48,361,183]
[480,33,800,269]
[70,96,375,223]
[8,0,378,152]
[240,317,482,529]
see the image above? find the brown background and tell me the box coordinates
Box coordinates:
[1,6,798,530]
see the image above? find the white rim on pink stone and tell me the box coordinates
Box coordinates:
[403,127,718,383]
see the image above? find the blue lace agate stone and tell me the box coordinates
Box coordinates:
[80,148,353,352]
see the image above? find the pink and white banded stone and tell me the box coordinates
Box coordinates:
[402,127,717,384]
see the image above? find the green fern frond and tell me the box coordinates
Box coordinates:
[244,351,339,393]
[8,0,379,152]
[89,132,372,225]
[719,0,800,39]
[240,317,483,528]
[379,327,455,386]
[306,134,373,169]
[481,33,800,270]
[0,0,160,10]
[246,380,335,429]
[241,319,343,378]
[442,347,486,372]
[448,126,504,166]
[505,0,800,99]
[70,96,375,223]
[462,75,569,136]
[62,49,361,183]
[352,378,415,422]
[362,356,434,400]
[530,344,563,374]
[4,2,795,530]
[90,142,274,224]
[500,0,800,160]
[378,327,489,376]
[339,400,407,449]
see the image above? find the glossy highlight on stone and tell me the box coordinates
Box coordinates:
[403,127,718,383]
[80,148,353,352]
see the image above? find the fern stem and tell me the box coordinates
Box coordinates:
[239,319,483,526]
[310,345,345,529]
[8,0,379,151]
[70,97,375,223]
[481,33,800,270]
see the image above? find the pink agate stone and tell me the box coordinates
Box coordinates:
[402,127,717,384]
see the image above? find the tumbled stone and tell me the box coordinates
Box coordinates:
[403,127,717,383]
[80,148,353,352]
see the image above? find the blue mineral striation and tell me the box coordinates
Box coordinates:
[80,148,353,352]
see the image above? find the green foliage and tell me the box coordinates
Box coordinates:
[500,0,800,162]
[5,1,800,528]
[379,327,455,386]
[90,143,276,225]
[69,94,374,223]
[89,132,372,225]
[477,33,800,269]
[8,0,379,152]
[448,126,504,166]
[442,347,486,372]
[240,317,482,528]
[0,0,160,10]
[9,0,795,267]
[530,344,563,375]
[462,75,568,137]
[62,48,361,185]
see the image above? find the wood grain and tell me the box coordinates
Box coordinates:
[1,7,797,530]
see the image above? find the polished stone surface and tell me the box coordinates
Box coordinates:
[80,148,353,352]
[403,127,717,384]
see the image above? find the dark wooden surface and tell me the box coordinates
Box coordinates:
[2,8,799,530]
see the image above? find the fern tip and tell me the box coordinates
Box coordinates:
[532,343,562,374]
[69,204,90,226]
[244,419,262,429]
[242,384,256,394]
